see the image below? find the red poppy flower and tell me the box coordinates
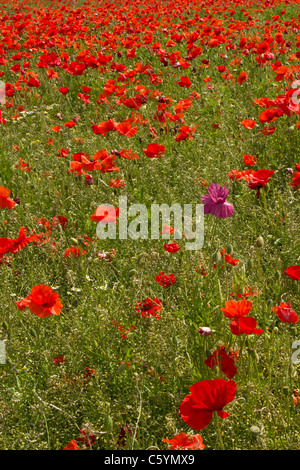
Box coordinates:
[164,242,181,253]
[63,247,87,258]
[65,61,86,76]
[0,227,38,255]
[135,298,163,319]
[90,206,119,223]
[272,302,298,323]
[16,285,62,318]
[63,440,80,450]
[229,286,258,299]
[230,317,263,335]
[221,300,263,335]
[237,71,248,84]
[123,95,146,109]
[163,433,205,450]
[52,126,62,132]
[52,216,68,231]
[175,125,196,142]
[290,169,300,189]
[161,224,175,235]
[120,149,139,160]
[92,119,117,136]
[0,187,17,209]
[221,300,253,318]
[143,143,165,158]
[53,355,65,364]
[293,390,300,406]
[176,76,192,88]
[57,147,69,158]
[109,179,126,188]
[204,348,237,379]
[258,108,281,123]
[47,69,58,79]
[241,120,257,129]
[77,93,91,105]
[59,87,69,95]
[247,169,275,197]
[115,122,138,137]
[155,272,176,287]
[243,155,257,166]
[223,252,239,266]
[28,77,41,87]
[284,265,300,280]
[98,155,120,173]
[64,121,77,128]
[262,125,276,135]
[180,379,237,430]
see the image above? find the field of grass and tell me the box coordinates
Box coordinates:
[0,0,299,450]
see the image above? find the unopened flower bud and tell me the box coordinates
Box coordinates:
[226,244,233,254]
[212,251,222,263]
[256,237,264,247]
[198,326,212,337]
[85,175,94,185]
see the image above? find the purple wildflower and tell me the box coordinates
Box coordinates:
[201,184,234,218]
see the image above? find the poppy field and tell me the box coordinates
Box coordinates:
[0,0,300,451]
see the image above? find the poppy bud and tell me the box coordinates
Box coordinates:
[2,321,8,330]
[85,174,94,185]
[256,237,264,247]
[29,328,37,338]
[226,244,233,254]
[211,250,222,263]
[247,259,253,269]
[109,252,116,261]
[70,238,78,245]
[198,326,212,337]
[118,363,128,373]
[56,223,63,233]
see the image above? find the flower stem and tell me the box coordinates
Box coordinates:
[215,412,225,450]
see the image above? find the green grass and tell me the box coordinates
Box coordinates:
[0,0,299,450]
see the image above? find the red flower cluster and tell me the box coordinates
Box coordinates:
[221,300,263,335]
[155,272,176,287]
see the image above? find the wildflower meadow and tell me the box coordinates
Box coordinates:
[0,0,299,451]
